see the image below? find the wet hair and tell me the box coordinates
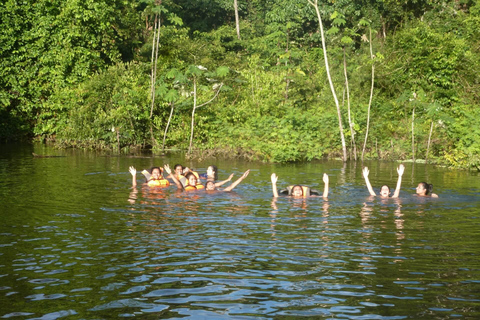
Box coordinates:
[380,185,390,193]
[205,180,215,189]
[208,165,218,180]
[419,182,433,195]
[149,167,162,174]
[174,164,184,171]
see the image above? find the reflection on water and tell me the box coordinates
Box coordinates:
[0,143,480,319]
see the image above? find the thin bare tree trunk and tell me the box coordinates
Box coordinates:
[150,14,161,118]
[343,47,356,161]
[188,83,223,154]
[149,15,158,116]
[411,107,415,163]
[162,102,175,152]
[284,29,289,101]
[308,0,347,162]
[361,28,375,162]
[426,120,434,163]
[189,75,197,154]
[234,0,241,40]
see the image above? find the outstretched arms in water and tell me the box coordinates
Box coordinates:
[164,164,183,189]
[362,167,376,196]
[271,173,280,198]
[223,170,250,192]
[323,173,329,199]
[129,166,137,188]
[215,173,234,187]
[392,164,405,198]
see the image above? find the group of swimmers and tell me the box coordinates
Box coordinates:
[129,164,250,192]
[129,163,438,198]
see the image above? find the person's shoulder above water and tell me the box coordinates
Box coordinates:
[271,172,329,198]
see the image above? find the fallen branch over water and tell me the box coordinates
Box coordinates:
[32,153,66,158]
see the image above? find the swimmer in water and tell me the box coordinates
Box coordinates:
[165,164,185,181]
[129,166,169,187]
[415,182,438,198]
[205,169,250,192]
[362,164,404,198]
[201,165,234,187]
[164,164,204,191]
[271,173,329,198]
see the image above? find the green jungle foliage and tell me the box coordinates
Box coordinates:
[1,0,479,168]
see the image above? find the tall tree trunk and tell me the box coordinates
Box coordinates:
[411,107,416,163]
[343,47,356,161]
[150,14,161,119]
[188,82,223,154]
[361,28,375,162]
[234,0,240,40]
[284,29,289,101]
[188,75,197,154]
[426,120,434,163]
[149,14,158,117]
[162,102,175,152]
[308,0,347,162]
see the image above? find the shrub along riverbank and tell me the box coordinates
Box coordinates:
[1,0,479,169]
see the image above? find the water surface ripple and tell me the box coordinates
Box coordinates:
[1,145,479,319]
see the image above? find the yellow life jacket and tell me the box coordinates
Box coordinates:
[147,179,170,187]
[179,171,200,188]
[184,184,205,191]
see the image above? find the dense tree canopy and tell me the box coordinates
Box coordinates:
[1,0,479,168]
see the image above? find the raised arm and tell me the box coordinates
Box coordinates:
[224,170,250,192]
[362,167,377,196]
[164,164,182,189]
[271,173,279,198]
[392,164,405,198]
[322,173,329,199]
[215,173,234,187]
[129,166,137,188]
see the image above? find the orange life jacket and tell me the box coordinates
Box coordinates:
[147,179,170,187]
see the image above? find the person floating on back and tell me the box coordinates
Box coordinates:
[362,164,404,198]
[271,173,329,199]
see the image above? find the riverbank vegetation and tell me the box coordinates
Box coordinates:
[1,0,479,169]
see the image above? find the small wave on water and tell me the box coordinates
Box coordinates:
[1,155,480,319]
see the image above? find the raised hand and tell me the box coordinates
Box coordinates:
[362,167,370,178]
[163,164,172,175]
[397,164,405,176]
[271,173,278,185]
[129,166,136,177]
[323,173,329,184]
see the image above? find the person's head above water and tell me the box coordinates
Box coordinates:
[206,165,218,180]
[150,167,162,179]
[185,172,198,186]
[291,185,304,197]
[173,164,184,176]
[379,185,390,197]
[205,180,216,191]
[416,182,433,196]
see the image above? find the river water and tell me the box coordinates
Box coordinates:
[0,143,479,319]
